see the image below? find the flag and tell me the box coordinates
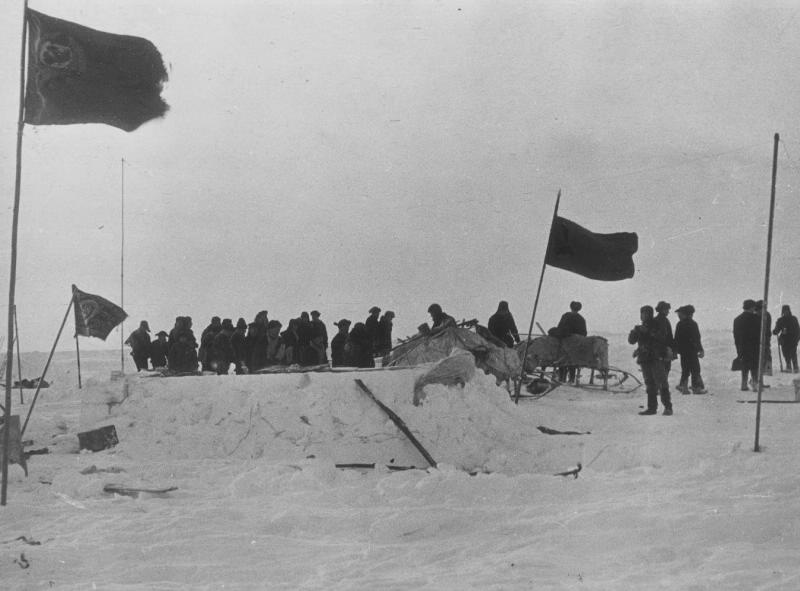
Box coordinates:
[72,285,127,340]
[545,216,638,281]
[25,9,169,132]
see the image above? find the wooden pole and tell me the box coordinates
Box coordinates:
[755,132,779,453]
[21,296,74,438]
[3,0,30,507]
[14,306,23,405]
[120,157,125,375]
[75,332,82,389]
[514,190,561,404]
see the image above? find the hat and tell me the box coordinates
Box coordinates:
[384,310,395,318]
[640,305,654,315]
[140,320,150,332]
[267,319,282,329]
[677,305,695,315]
[755,300,764,310]
[428,303,442,314]
[369,306,381,314]
[655,301,670,312]
[743,299,757,310]
[221,318,234,330]
[236,318,248,329]
[334,318,351,327]
[156,330,168,337]
[311,310,321,317]
[570,301,582,311]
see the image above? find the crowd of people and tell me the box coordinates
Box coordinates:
[125,307,398,374]
[125,297,800,420]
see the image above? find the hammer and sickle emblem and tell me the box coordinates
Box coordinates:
[79,300,99,323]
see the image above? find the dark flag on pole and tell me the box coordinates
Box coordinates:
[545,216,638,281]
[72,285,127,340]
[25,9,169,132]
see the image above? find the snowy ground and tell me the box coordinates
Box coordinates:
[3,330,800,590]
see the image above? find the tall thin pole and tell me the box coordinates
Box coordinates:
[514,190,561,404]
[21,297,74,437]
[14,307,23,405]
[3,0,30,507]
[120,157,125,374]
[754,132,780,452]
[75,332,82,389]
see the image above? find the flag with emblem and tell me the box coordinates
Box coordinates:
[72,285,128,340]
[25,9,169,132]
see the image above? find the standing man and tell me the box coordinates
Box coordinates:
[628,305,673,415]
[733,299,762,391]
[365,306,381,353]
[376,310,395,356]
[654,301,675,372]
[674,305,707,394]
[149,330,169,369]
[556,301,587,383]
[125,320,151,372]
[488,301,521,348]
[773,304,800,373]
[331,319,351,367]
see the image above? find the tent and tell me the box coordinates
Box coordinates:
[382,326,522,383]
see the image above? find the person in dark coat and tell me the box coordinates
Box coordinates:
[149,331,169,369]
[210,318,235,375]
[310,311,328,349]
[331,319,351,367]
[296,312,314,366]
[555,301,587,383]
[654,301,676,374]
[246,311,269,371]
[231,318,249,374]
[734,299,762,391]
[773,304,800,373]
[376,311,395,356]
[629,305,673,415]
[280,319,301,365]
[427,303,457,334]
[198,316,222,372]
[125,320,151,371]
[488,301,521,348]
[674,305,706,394]
[365,306,381,352]
[346,322,375,368]
[168,318,198,374]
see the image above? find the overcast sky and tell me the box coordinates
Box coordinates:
[2,0,800,352]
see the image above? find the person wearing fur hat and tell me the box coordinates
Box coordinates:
[210,318,236,374]
[149,330,169,369]
[556,301,587,383]
[773,304,800,373]
[376,311,396,356]
[674,305,707,394]
[231,318,249,374]
[733,299,762,391]
[629,305,673,415]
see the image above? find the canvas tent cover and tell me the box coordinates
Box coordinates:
[515,335,609,373]
[383,326,521,382]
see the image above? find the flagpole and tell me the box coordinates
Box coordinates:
[514,189,561,404]
[75,332,82,389]
[2,0,30,507]
[14,306,23,405]
[755,132,780,452]
[120,157,125,374]
[21,295,74,438]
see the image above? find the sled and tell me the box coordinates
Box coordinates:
[103,484,178,497]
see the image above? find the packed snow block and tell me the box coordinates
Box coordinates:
[78,424,119,452]
[413,350,477,406]
[0,415,27,476]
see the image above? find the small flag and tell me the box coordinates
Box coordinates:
[546,216,638,281]
[72,285,127,340]
[25,9,169,132]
